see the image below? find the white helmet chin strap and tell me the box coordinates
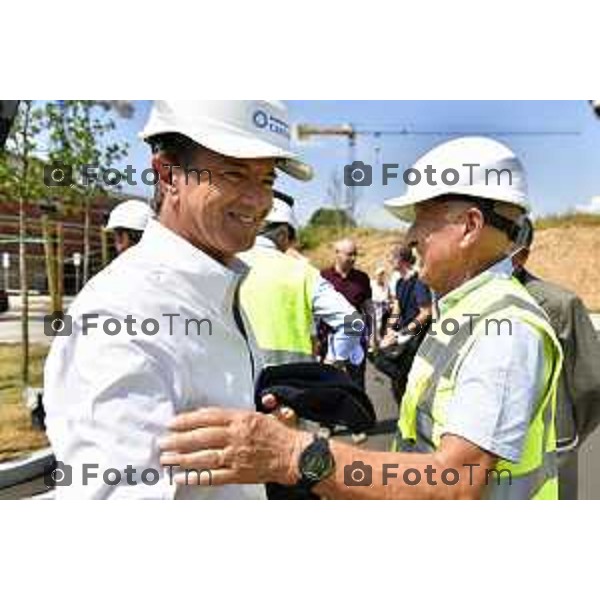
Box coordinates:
[504,214,533,261]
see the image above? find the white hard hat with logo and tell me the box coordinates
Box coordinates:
[140,100,313,181]
[384,136,530,222]
[264,198,298,229]
[105,200,154,232]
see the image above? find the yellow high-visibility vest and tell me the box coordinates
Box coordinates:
[395,273,563,500]
[240,245,318,366]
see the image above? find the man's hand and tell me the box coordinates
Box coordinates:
[159,407,311,486]
[379,329,398,349]
[262,393,298,427]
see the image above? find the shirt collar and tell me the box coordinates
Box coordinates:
[437,256,514,313]
[254,235,277,250]
[137,219,249,308]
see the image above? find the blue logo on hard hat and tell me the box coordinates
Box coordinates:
[253,110,269,129]
[252,109,290,139]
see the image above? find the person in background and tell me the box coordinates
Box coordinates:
[513,217,600,499]
[240,193,371,457]
[375,246,433,403]
[387,245,403,301]
[370,266,392,349]
[385,245,433,339]
[320,239,373,391]
[239,193,363,370]
[104,199,154,255]
[285,227,310,263]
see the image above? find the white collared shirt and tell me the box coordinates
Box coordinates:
[434,257,547,463]
[44,220,265,499]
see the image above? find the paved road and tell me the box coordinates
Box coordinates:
[0,296,72,345]
[0,316,50,345]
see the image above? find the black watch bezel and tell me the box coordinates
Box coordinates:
[297,433,335,491]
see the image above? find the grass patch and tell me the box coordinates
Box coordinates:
[0,344,49,462]
[535,212,600,230]
[298,225,382,252]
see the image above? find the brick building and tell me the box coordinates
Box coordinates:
[0,191,150,294]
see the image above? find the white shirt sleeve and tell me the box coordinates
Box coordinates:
[43,315,178,499]
[311,275,364,365]
[443,319,547,463]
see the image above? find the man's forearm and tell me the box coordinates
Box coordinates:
[159,407,496,498]
[314,441,450,500]
[307,440,487,500]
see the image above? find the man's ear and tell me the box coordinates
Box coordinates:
[152,154,180,187]
[460,207,485,248]
[152,154,179,208]
[275,225,290,251]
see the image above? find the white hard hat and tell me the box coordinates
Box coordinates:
[105,200,154,232]
[140,100,313,181]
[384,136,530,222]
[265,198,298,229]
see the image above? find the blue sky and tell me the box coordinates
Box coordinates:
[117,101,600,228]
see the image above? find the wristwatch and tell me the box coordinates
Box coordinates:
[297,433,336,492]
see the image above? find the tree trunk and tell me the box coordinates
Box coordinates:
[19,101,31,391]
[56,222,64,312]
[19,193,29,389]
[101,226,109,268]
[83,195,90,285]
[42,215,58,313]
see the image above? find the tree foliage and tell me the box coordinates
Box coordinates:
[308,207,357,228]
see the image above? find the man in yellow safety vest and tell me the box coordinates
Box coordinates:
[239,191,364,372]
[160,136,564,500]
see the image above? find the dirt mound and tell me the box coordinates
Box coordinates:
[528,227,600,311]
[305,229,404,276]
[305,225,600,311]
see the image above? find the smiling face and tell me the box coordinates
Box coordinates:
[406,200,474,294]
[405,197,522,296]
[155,146,276,263]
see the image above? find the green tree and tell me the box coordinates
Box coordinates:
[44,100,130,284]
[0,101,47,389]
[308,207,356,228]
[0,100,132,390]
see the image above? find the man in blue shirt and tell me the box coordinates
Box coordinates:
[389,246,433,334]
[378,245,433,403]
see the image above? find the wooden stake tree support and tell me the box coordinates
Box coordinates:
[55,222,64,312]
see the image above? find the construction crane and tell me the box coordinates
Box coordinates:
[295,122,409,218]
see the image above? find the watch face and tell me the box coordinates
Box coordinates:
[300,437,334,482]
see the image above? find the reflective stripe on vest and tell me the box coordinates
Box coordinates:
[395,277,563,500]
[240,247,318,366]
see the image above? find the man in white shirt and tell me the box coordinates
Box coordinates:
[43,100,312,499]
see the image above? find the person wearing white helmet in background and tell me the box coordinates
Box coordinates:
[43,100,312,500]
[157,136,565,501]
[239,189,365,376]
[105,199,154,254]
